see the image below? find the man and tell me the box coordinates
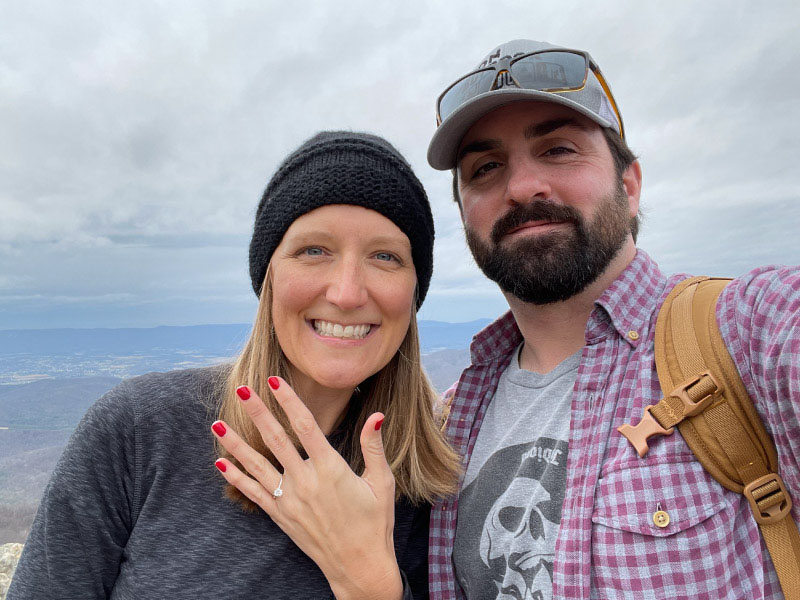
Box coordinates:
[426,39,800,599]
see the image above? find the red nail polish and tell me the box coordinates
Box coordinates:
[236,386,251,400]
[212,421,227,437]
[215,459,227,473]
[375,418,384,431]
[268,376,280,390]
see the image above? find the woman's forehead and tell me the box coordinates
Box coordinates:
[283,205,409,243]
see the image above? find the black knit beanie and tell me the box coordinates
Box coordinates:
[249,131,434,308]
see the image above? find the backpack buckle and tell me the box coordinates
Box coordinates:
[743,473,793,525]
[671,370,721,417]
[617,405,675,457]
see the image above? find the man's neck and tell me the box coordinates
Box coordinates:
[506,241,636,374]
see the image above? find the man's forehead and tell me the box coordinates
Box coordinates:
[459,101,599,148]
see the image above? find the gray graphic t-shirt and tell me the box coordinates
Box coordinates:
[453,346,579,600]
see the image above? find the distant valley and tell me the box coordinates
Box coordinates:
[0,319,490,543]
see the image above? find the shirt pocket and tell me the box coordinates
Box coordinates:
[590,459,747,599]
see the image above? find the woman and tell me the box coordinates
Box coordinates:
[9,132,460,599]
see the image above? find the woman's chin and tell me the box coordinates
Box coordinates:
[295,367,375,396]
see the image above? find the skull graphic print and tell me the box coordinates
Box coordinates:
[453,438,568,600]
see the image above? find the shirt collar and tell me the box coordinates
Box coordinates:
[469,309,523,365]
[590,249,668,348]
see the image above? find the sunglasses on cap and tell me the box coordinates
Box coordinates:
[435,49,625,139]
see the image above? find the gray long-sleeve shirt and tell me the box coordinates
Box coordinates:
[8,367,428,599]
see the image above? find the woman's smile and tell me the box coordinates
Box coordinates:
[310,319,374,340]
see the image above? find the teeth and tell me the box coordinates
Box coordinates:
[314,320,372,339]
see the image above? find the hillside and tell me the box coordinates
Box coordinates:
[0,320,488,543]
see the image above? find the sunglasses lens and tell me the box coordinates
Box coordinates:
[439,69,497,122]
[437,52,589,124]
[511,51,588,90]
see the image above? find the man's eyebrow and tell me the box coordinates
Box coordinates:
[457,139,501,164]
[524,117,588,139]
[457,118,590,164]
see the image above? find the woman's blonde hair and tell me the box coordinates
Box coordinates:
[216,270,461,510]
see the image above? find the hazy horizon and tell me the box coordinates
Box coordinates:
[0,318,492,332]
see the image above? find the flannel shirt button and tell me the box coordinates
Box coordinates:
[627,330,640,341]
[653,509,670,528]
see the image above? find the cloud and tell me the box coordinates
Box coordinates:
[1,0,798,328]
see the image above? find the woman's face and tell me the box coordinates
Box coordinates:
[270,204,417,394]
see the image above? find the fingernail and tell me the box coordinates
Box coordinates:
[236,385,251,400]
[212,421,227,437]
[215,459,227,473]
[375,418,384,431]
[268,376,280,390]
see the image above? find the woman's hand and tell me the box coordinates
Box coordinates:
[211,378,403,600]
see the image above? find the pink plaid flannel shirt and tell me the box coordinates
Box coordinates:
[430,250,800,599]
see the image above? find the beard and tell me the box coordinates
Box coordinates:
[465,182,632,305]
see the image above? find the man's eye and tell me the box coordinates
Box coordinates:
[544,146,574,156]
[302,247,325,256]
[374,252,397,262]
[472,160,500,178]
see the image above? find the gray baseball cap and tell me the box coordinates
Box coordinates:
[427,39,624,170]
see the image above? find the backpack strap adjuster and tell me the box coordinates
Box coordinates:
[744,473,793,525]
[670,370,721,418]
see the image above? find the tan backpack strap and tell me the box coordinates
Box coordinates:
[618,276,800,598]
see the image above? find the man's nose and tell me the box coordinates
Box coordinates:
[505,158,551,205]
[325,259,368,310]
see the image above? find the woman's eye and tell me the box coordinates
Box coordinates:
[374,252,397,262]
[302,247,325,257]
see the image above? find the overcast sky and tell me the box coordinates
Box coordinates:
[1,0,798,329]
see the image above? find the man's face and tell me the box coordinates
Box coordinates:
[456,102,639,304]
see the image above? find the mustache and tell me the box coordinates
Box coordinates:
[490,201,582,244]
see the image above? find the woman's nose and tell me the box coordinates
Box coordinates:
[325,261,368,310]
